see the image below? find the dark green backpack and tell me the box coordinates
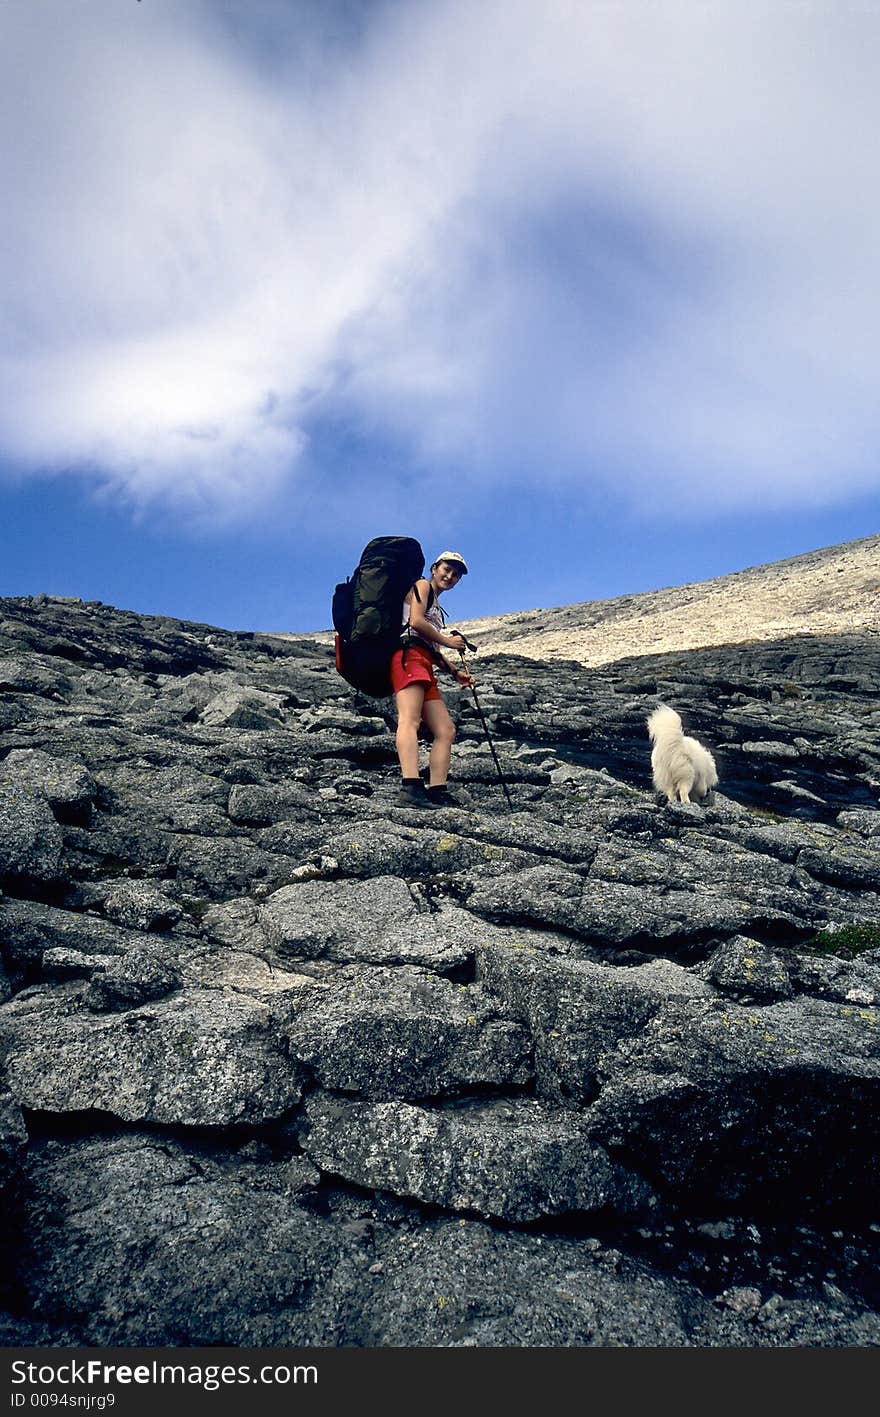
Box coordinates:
[332,536,426,696]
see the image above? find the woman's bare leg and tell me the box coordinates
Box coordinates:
[394,684,427,778]
[421,697,456,786]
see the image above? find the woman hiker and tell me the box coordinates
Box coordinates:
[392,550,474,808]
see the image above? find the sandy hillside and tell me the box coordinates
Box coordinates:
[453,534,879,667]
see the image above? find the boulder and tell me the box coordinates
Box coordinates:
[258,876,473,970]
[199,687,286,730]
[15,1133,360,1346]
[0,783,63,884]
[0,749,97,824]
[0,985,307,1126]
[302,1094,654,1222]
[286,965,531,1099]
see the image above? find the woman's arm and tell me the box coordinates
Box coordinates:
[407,581,474,685]
[407,580,467,653]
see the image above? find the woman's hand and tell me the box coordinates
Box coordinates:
[455,667,474,688]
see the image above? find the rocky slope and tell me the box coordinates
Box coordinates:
[456,533,880,666]
[1,592,879,1347]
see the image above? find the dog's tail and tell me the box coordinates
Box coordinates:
[646,704,682,742]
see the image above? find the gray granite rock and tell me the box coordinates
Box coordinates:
[258,875,473,970]
[286,965,531,1098]
[788,948,880,1005]
[170,835,301,898]
[83,943,182,1011]
[198,687,287,729]
[0,1091,27,1193]
[14,1133,360,1345]
[0,985,307,1125]
[798,843,880,891]
[0,749,97,824]
[700,936,794,1000]
[227,782,315,825]
[327,822,519,879]
[0,783,63,884]
[582,994,880,1205]
[302,1094,655,1221]
[0,898,156,985]
[837,808,880,838]
[0,657,71,698]
[2,593,880,1346]
[477,944,713,1102]
[259,875,418,959]
[468,861,821,945]
[351,1220,749,1347]
[78,879,183,931]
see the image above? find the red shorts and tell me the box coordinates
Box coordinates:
[390,645,442,701]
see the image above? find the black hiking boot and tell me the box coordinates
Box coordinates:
[426,783,465,808]
[395,779,434,809]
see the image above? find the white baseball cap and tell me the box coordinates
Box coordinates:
[432,550,468,574]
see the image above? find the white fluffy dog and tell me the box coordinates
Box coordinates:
[647,705,718,804]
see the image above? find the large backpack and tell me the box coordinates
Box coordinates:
[332,536,427,696]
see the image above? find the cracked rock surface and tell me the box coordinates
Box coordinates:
[1,593,879,1347]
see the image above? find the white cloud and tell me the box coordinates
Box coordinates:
[2,0,880,521]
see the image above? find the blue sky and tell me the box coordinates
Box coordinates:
[3,0,879,634]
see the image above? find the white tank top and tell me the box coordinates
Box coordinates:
[402,585,444,644]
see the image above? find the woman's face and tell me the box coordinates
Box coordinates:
[432,560,464,592]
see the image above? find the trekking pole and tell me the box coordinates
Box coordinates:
[454,639,514,813]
